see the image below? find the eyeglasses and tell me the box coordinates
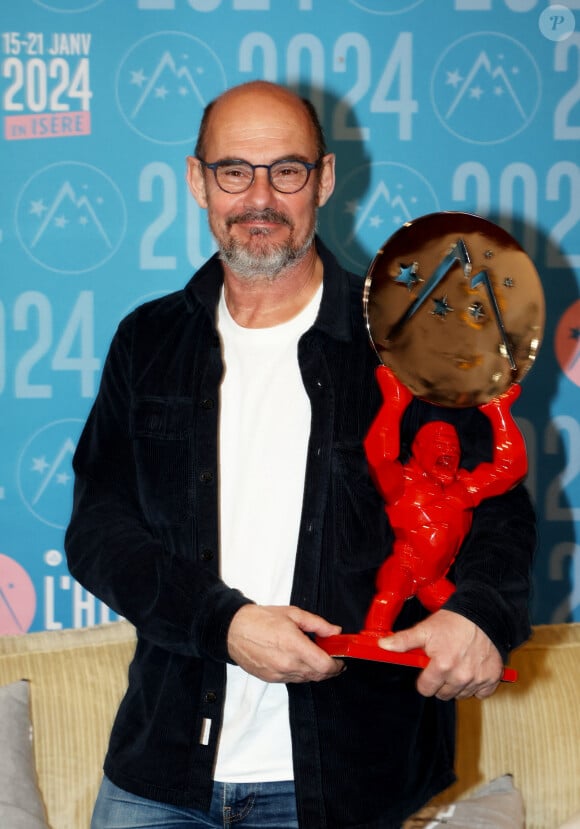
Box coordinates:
[197,157,321,194]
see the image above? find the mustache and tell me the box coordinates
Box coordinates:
[225,208,292,228]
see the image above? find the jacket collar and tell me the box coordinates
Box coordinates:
[183,235,356,343]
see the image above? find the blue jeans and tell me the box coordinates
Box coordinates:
[91,775,299,828]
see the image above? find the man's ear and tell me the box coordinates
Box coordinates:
[316,153,336,208]
[186,156,208,208]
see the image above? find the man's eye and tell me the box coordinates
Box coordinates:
[276,165,301,176]
[224,167,247,177]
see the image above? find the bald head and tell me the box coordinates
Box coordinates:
[194,81,326,161]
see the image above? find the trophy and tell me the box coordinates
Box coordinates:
[317,212,545,682]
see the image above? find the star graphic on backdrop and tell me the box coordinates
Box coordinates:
[56,472,70,485]
[469,86,484,100]
[344,200,359,216]
[432,296,453,318]
[32,457,50,474]
[369,215,383,228]
[54,215,69,229]
[154,85,169,100]
[30,199,47,217]
[446,69,463,87]
[130,69,147,87]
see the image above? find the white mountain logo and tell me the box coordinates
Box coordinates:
[347,181,414,245]
[116,32,227,144]
[445,50,527,120]
[131,51,207,118]
[31,181,111,249]
[30,438,76,506]
[16,161,126,273]
[432,33,541,144]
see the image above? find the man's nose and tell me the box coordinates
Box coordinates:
[244,167,276,202]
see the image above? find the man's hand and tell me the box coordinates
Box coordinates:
[379,609,503,700]
[228,604,345,683]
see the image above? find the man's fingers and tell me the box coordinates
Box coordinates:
[287,606,342,638]
[228,605,344,683]
[379,611,504,700]
[378,628,424,654]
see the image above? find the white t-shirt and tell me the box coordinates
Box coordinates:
[214,284,322,783]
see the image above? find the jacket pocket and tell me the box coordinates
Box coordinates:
[131,397,194,526]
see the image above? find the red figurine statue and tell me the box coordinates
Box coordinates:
[318,364,527,680]
[364,364,527,631]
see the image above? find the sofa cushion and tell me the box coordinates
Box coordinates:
[404,774,524,828]
[0,621,136,829]
[0,680,49,829]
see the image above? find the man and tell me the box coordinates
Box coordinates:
[65,81,536,829]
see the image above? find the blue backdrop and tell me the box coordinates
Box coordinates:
[1,0,579,633]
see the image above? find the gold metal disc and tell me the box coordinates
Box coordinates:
[363,211,545,407]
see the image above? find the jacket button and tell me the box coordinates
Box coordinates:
[201,398,214,410]
[201,549,214,562]
[200,470,214,484]
[205,691,217,704]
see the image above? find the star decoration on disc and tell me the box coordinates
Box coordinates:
[432,295,454,318]
[394,262,421,291]
[468,302,486,322]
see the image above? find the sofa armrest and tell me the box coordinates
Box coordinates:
[0,621,136,829]
[440,623,580,829]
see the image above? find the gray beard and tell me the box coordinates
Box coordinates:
[217,210,317,281]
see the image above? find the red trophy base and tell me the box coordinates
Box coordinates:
[317,632,518,683]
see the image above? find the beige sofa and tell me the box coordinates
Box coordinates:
[0,620,579,829]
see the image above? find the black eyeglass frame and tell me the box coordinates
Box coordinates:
[196,156,323,194]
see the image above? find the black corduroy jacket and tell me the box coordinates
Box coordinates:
[65,237,536,828]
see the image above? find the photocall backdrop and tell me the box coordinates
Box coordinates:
[1,0,579,634]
